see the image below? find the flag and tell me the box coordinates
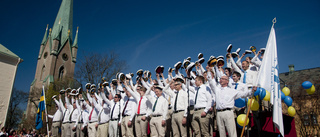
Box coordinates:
[256,23,284,136]
[35,87,46,130]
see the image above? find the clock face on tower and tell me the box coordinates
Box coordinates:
[62,53,68,61]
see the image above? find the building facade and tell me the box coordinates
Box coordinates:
[26,0,78,118]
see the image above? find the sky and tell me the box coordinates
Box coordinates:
[0,0,319,94]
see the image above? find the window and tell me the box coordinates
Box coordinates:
[40,65,45,81]
[43,52,48,59]
[58,66,64,80]
[62,53,68,61]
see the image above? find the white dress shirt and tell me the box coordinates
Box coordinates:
[207,77,252,110]
[125,85,152,116]
[230,57,258,87]
[163,84,188,117]
[187,83,213,113]
[145,87,168,120]
[120,95,137,122]
[48,99,63,122]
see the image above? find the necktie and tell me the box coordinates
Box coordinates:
[194,87,200,104]
[174,91,179,111]
[111,102,116,119]
[137,97,143,114]
[122,100,129,116]
[69,109,75,121]
[153,97,158,112]
[80,111,83,122]
[62,109,67,122]
[243,71,247,84]
[235,83,239,89]
[89,108,94,121]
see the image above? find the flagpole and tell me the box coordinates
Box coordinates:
[42,85,50,137]
[240,95,254,137]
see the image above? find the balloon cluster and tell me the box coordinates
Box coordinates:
[302,81,316,95]
[281,86,295,117]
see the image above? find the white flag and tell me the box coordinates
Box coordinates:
[256,24,284,136]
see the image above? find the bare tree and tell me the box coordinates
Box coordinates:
[75,51,128,84]
[5,87,28,129]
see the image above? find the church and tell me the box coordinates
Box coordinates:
[26,0,78,118]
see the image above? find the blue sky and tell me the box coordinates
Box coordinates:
[0,0,319,93]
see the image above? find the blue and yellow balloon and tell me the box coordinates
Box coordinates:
[306,85,315,95]
[288,106,296,117]
[282,87,290,96]
[237,114,249,127]
[263,90,270,101]
[248,98,259,111]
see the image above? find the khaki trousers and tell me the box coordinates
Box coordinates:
[109,120,119,137]
[51,121,60,137]
[70,122,77,137]
[121,116,134,137]
[191,109,210,137]
[62,123,71,137]
[150,116,166,137]
[135,115,148,137]
[88,122,97,137]
[76,124,85,137]
[172,111,187,137]
[216,110,237,137]
[97,122,109,137]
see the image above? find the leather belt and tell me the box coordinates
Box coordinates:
[194,107,205,111]
[110,119,119,121]
[89,121,97,123]
[152,114,162,117]
[173,110,184,113]
[136,114,146,116]
[217,108,232,112]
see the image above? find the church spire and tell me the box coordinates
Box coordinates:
[51,0,73,44]
[41,24,49,45]
[72,27,78,48]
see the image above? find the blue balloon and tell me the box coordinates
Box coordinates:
[259,88,266,100]
[281,92,285,100]
[254,87,261,96]
[302,81,313,89]
[235,98,246,108]
[284,96,293,106]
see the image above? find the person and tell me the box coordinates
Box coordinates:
[118,80,137,137]
[229,53,258,88]
[69,95,79,137]
[85,88,100,137]
[187,75,213,137]
[94,86,111,137]
[163,77,188,137]
[123,80,151,137]
[74,96,89,137]
[207,69,256,137]
[0,127,8,137]
[47,95,62,137]
[143,81,168,137]
[59,92,72,137]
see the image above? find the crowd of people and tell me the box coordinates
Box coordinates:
[45,45,267,137]
[0,127,46,137]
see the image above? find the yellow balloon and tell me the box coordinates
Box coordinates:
[288,106,296,117]
[306,85,315,95]
[282,87,290,96]
[248,98,259,111]
[263,90,270,101]
[237,114,249,126]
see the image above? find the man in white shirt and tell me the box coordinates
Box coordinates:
[124,80,151,137]
[74,97,89,137]
[85,91,100,137]
[95,88,111,137]
[119,83,137,137]
[69,96,79,137]
[47,95,62,137]
[188,76,213,137]
[59,93,72,137]
[145,84,168,137]
[208,73,256,137]
[163,77,188,137]
[229,53,258,88]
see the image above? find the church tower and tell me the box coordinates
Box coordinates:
[26,0,78,117]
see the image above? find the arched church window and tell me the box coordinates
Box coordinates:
[58,66,64,80]
[40,65,45,81]
[43,52,48,59]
